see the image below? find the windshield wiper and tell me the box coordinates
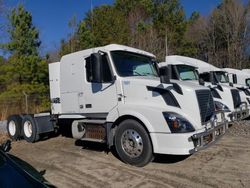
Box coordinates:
[140,72,157,77]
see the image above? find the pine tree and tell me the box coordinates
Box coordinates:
[0,4,49,114]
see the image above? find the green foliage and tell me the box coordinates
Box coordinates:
[6,5,41,56]
[152,0,187,58]
[60,0,195,60]
[189,11,200,24]
[76,21,95,49]
[115,0,153,16]
[59,39,71,57]
[0,4,49,115]
[84,5,130,47]
[59,0,250,68]
[60,5,130,56]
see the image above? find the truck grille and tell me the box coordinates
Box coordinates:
[196,90,215,123]
[231,89,241,108]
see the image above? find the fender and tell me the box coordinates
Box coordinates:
[115,107,156,133]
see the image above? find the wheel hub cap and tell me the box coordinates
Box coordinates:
[24,121,32,138]
[8,121,16,136]
[121,129,143,158]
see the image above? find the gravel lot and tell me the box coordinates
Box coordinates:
[0,121,7,133]
[1,121,250,188]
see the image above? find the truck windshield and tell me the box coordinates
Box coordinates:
[176,65,198,80]
[214,71,229,83]
[111,51,158,77]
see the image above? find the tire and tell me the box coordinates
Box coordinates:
[115,119,153,167]
[7,115,22,140]
[22,115,40,143]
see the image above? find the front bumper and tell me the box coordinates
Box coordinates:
[228,102,249,121]
[150,111,228,155]
[189,120,228,153]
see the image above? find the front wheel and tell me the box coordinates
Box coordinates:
[115,119,153,167]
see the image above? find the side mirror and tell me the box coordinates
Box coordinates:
[210,72,217,85]
[90,53,103,83]
[159,67,170,84]
[199,78,205,86]
[232,74,237,84]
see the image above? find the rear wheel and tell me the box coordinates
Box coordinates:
[115,119,153,167]
[22,115,39,143]
[7,115,22,140]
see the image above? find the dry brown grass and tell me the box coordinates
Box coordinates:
[0,133,9,144]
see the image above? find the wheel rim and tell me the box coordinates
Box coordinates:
[24,121,32,138]
[8,120,16,136]
[121,129,143,158]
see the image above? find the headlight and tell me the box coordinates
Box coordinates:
[214,101,230,112]
[163,112,195,133]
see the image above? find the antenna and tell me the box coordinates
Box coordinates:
[91,0,95,52]
[91,0,93,31]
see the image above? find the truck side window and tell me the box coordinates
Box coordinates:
[85,56,92,82]
[199,73,210,82]
[102,55,113,82]
[85,55,113,83]
[246,79,250,86]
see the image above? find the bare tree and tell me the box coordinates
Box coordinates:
[186,0,250,69]
[216,0,250,69]
[136,25,164,59]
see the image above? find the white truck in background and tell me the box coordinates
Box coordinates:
[242,69,250,87]
[222,68,250,104]
[160,55,249,122]
[224,68,250,88]
[6,44,227,166]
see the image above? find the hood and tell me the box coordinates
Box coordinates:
[121,76,209,91]
[120,76,213,130]
[207,82,238,110]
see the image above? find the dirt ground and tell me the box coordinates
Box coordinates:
[1,122,250,188]
[0,132,8,143]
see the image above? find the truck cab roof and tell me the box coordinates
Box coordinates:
[60,44,155,63]
[164,55,221,73]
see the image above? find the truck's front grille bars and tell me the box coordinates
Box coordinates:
[231,89,241,108]
[196,90,215,124]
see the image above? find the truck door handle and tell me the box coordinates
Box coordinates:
[118,94,126,98]
[85,104,92,108]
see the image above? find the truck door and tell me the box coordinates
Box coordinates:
[80,54,118,114]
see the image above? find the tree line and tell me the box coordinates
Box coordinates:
[0,0,249,118]
[59,0,250,69]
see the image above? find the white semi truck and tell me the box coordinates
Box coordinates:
[222,68,250,104]
[160,55,249,122]
[6,44,227,166]
[224,68,250,88]
[242,69,250,87]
